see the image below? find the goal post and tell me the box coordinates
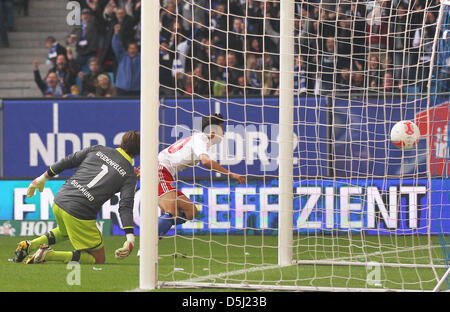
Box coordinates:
[140,0,450,291]
[139,0,160,290]
[427,0,450,292]
[278,0,295,267]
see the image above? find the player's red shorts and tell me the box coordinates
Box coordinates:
[158,165,184,197]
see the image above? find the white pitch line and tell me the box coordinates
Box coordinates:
[320,244,442,263]
[183,264,282,283]
[183,244,446,283]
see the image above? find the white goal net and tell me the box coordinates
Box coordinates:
[142,0,450,291]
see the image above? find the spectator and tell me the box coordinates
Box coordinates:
[95,73,117,97]
[229,0,244,17]
[103,0,118,25]
[298,2,316,56]
[80,57,105,96]
[181,0,208,33]
[229,16,245,53]
[366,0,390,54]
[263,67,279,96]
[192,64,209,96]
[112,24,140,96]
[113,0,135,13]
[319,37,337,93]
[210,53,227,96]
[160,40,175,97]
[226,51,243,88]
[96,1,118,72]
[318,3,337,38]
[33,60,66,97]
[269,69,280,96]
[0,2,9,47]
[336,67,351,92]
[248,37,263,60]
[45,36,67,66]
[84,0,107,29]
[210,2,227,41]
[213,80,226,97]
[351,72,366,93]
[48,53,80,94]
[234,75,246,96]
[64,85,82,97]
[161,0,177,28]
[349,1,367,72]
[383,71,402,93]
[211,54,226,81]
[171,53,186,94]
[167,18,188,52]
[390,1,409,83]
[368,55,382,90]
[68,8,99,69]
[132,1,142,47]
[183,72,193,95]
[246,53,262,93]
[261,1,280,53]
[114,7,136,49]
[414,10,437,92]
[187,36,210,73]
[336,15,352,69]
[171,34,190,77]
[247,0,264,35]
[294,55,307,95]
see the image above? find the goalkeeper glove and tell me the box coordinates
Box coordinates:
[115,233,135,259]
[26,173,49,197]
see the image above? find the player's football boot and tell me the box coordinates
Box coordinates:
[25,244,51,264]
[13,240,31,263]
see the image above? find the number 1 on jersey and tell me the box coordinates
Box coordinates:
[87,164,109,188]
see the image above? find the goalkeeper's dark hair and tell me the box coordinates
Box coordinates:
[120,130,140,158]
[201,113,225,132]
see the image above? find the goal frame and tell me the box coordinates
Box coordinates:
[139,0,450,292]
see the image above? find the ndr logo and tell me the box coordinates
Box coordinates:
[29,132,126,166]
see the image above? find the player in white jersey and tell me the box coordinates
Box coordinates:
[157,113,245,238]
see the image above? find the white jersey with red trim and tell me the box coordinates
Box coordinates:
[158,132,211,176]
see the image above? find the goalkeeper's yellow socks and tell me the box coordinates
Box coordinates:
[30,228,66,253]
[44,250,96,264]
[29,236,48,252]
[44,250,73,263]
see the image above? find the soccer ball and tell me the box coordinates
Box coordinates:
[390,120,421,150]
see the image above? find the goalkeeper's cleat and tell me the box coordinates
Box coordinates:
[25,244,51,264]
[13,240,31,263]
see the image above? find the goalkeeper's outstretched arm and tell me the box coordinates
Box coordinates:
[200,154,246,184]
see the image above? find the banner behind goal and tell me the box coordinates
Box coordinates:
[141,0,450,291]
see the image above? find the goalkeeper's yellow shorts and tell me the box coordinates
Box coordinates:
[52,203,104,251]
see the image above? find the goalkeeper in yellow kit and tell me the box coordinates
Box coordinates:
[13,130,140,264]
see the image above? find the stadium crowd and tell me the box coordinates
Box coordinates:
[1,0,446,97]
[29,0,142,97]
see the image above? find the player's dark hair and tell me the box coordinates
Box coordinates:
[120,130,140,158]
[202,113,225,132]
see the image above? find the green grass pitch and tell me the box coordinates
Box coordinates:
[0,235,447,291]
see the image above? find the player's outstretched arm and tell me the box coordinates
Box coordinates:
[26,171,51,198]
[200,154,246,184]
